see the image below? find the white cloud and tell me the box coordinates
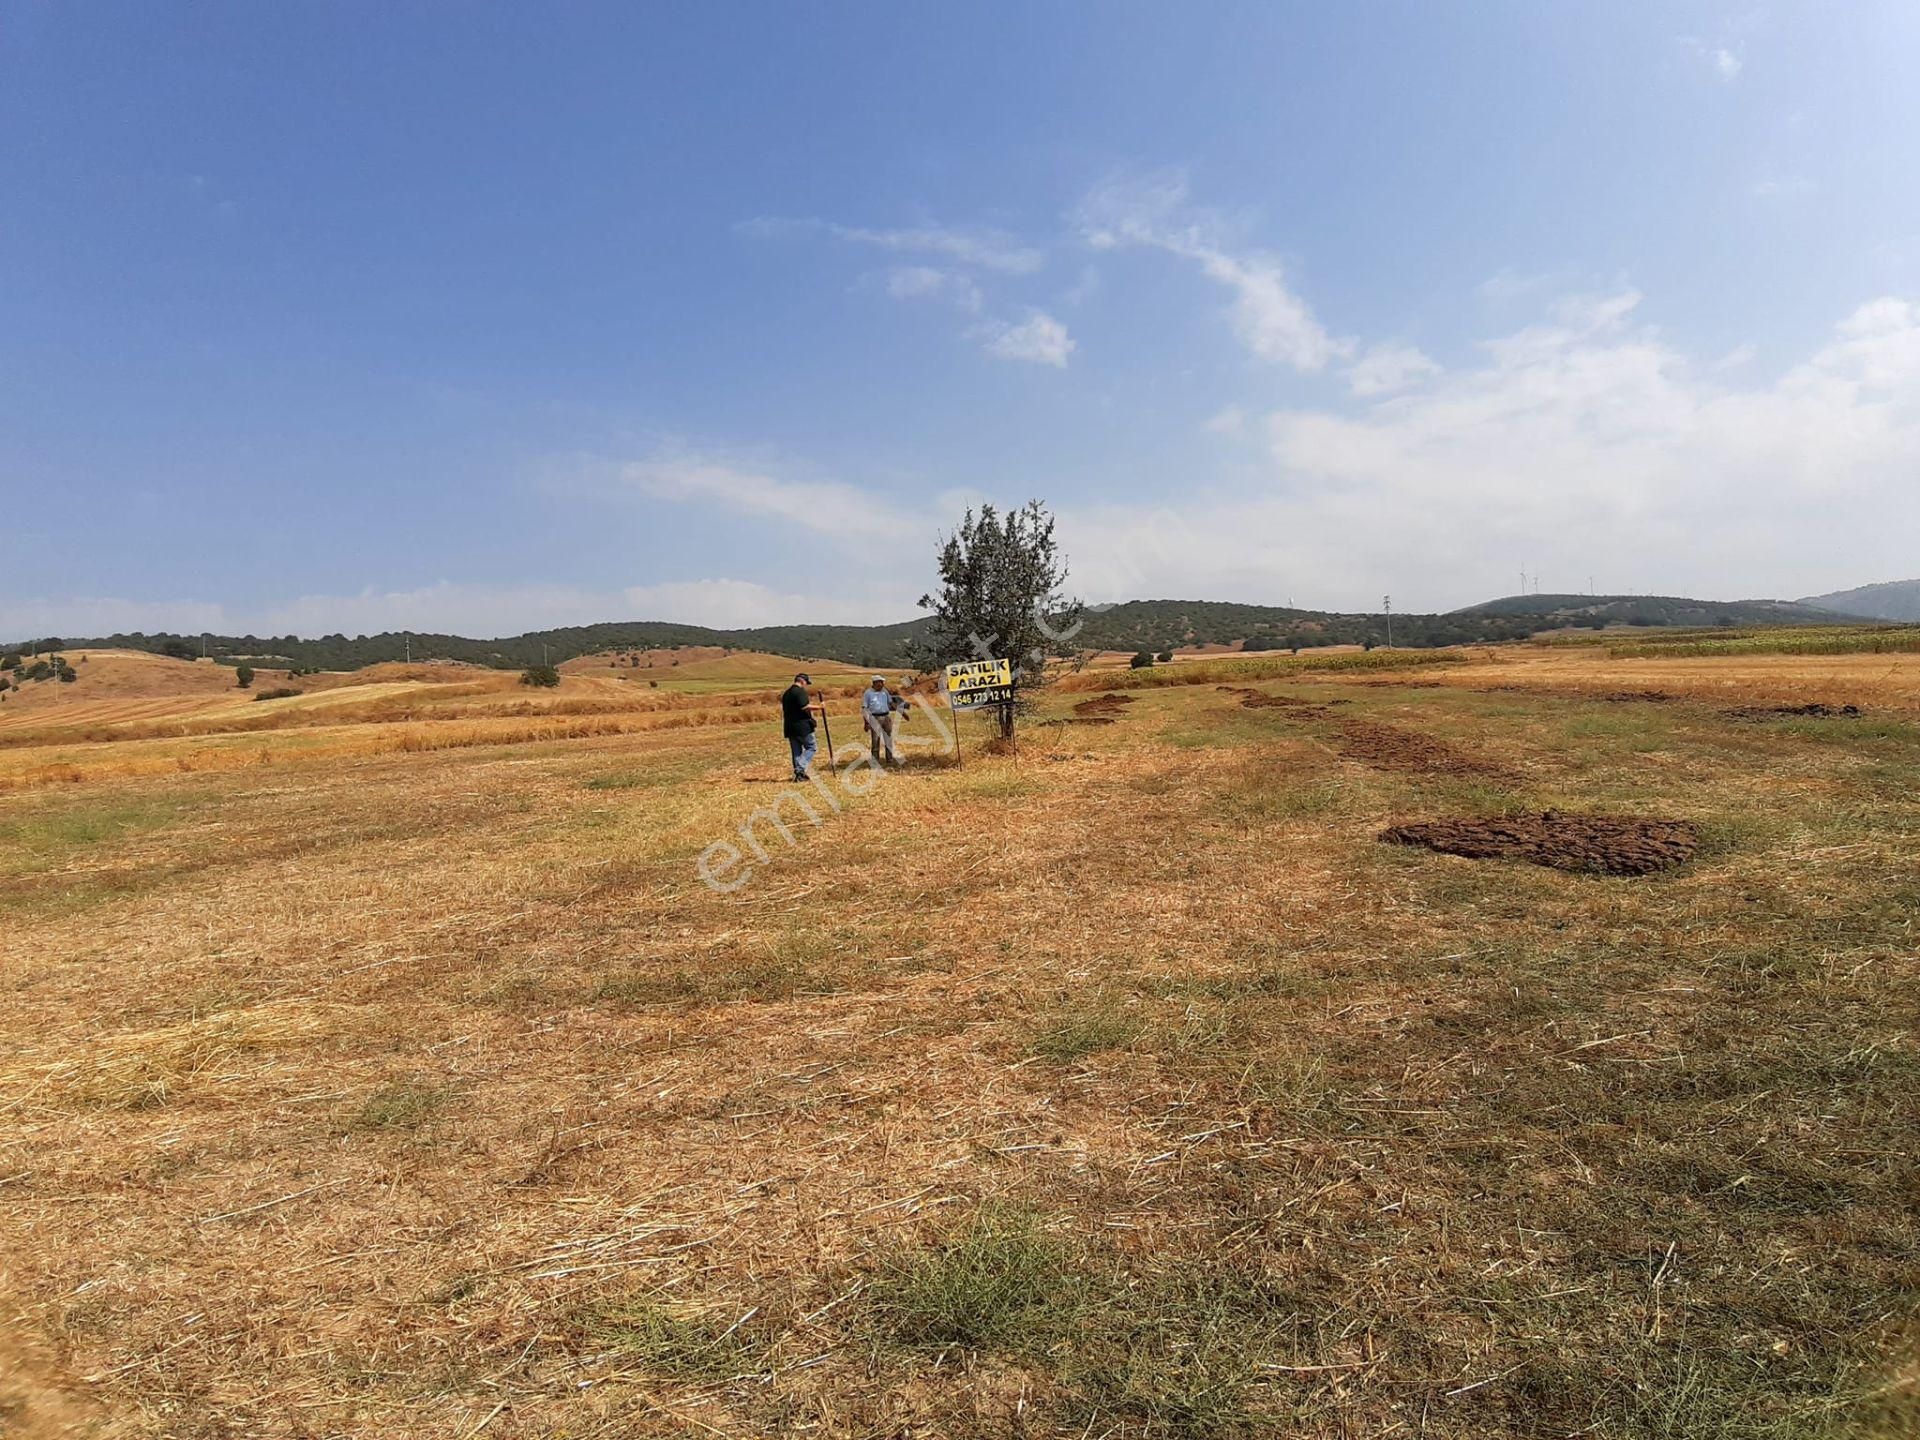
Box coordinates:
[973,310,1076,368]
[5,579,899,643]
[1055,290,1920,610]
[617,453,922,544]
[0,595,228,642]
[1344,342,1442,397]
[1680,37,1743,81]
[1203,405,1247,435]
[1753,174,1815,202]
[740,216,1043,274]
[884,265,982,311]
[1074,171,1347,371]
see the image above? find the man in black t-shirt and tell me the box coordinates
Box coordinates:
[779,672,818,780]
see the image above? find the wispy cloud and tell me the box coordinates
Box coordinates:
[1753,174,1815,202]
[971,310,1076,368]
[1074,171,1347,371]
[1679,36,1743,82]
[883,265,983,312]
[1343,342,1441,397]
[616,452,923,544]
[740,215,1043,274]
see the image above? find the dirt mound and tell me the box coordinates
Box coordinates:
[1219,686,1345,712]
[1600,690,1675,704]
[1331,717,1507,777]
[1073,693,1137,718]
[1725,702,1864,720]
[1041,716,1116,727]
[1380,812,1698,876]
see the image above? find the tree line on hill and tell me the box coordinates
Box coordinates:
[8,593,1851,676]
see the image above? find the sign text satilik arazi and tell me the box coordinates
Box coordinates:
[944,657,1014,710]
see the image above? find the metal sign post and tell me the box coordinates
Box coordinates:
[944,658,1015,762]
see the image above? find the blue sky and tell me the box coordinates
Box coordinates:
[6,2,1920,637]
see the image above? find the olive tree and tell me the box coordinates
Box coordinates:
[912,500,1084,739]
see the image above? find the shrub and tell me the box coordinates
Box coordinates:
[520,665,561,688]
[1,654,20,671]
[234,664,254,689]
[1129,650,1155,669]
[254,687,303,701]
[1156,650,1174,663]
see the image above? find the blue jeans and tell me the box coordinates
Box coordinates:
[788,731,818,777]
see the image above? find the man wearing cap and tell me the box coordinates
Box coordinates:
[780,672,818,780]
[860,674,903,764]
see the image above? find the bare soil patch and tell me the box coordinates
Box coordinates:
[1217,686,1344,713]
[1380,811,1699,875]
[1331,717,1507,777]
[1725,702,1864,720]
[1072,693,1137,718]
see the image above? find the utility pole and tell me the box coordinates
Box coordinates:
[404,633,411,664]
[1383,595,1393,647]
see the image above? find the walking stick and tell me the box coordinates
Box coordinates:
[814,690,835,767]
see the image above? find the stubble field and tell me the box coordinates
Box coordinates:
[2,644,1917,1438]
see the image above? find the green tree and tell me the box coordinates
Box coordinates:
[520,664,561,688]
[235,664,255,688]
[161,638,197,661]
[1129,650,1155,669]
[911,500,1084,739]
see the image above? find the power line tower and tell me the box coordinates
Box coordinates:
[1383,595,1393,647]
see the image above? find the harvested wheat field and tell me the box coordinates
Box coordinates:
[3,647,1918,1438]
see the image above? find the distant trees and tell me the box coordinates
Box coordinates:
[520,664,561,688]
[161,639,198,661]
[0,654,19,671]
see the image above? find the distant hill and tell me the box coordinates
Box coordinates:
[1799,579,1920,623]
[10,591,1860,673]
[1454,593,1847,628]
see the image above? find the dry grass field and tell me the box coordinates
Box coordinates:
[3,644,1918,1438]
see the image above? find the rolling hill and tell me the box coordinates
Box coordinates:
[1799,579,1920,623]
[11,591,1861,674]
[1453,593,1848,627]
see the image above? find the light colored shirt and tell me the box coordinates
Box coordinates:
[861,688,893,716]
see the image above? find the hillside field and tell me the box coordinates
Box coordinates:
[2,643,1917,1437]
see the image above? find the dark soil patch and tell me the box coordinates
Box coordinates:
[1484,686,1673,704]
[1040,716,1116,727]
[1073,693,1137,718]
[1379,812,1698,876]
[1331,717,1509,778]
[1724,703,1864,720]
[1218,686,1346,712]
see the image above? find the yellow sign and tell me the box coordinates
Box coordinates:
[945,657,1014,709]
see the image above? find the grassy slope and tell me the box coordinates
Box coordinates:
[0,651,1916,1437]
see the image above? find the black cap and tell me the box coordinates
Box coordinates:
[794,672,810,683]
